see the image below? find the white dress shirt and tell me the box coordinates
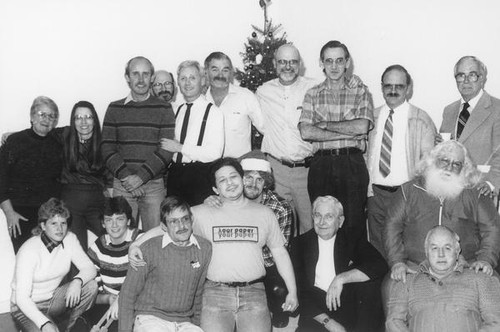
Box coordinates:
[314,235,336,292]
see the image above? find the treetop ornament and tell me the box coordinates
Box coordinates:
[235,0,288,148]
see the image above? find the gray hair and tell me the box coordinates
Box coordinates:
[424,225,461,252]
[177,60,204,77]
[454,56,488,78]
[30,96,59,118]
[312,195,344,217]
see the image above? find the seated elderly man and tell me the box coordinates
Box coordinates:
[385,140,500,282]
[386,226,500,331]
[290,196,388,332]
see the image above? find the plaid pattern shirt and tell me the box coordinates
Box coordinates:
[261,189,294,267]
[299,78,374,152]
[41,231,64,253]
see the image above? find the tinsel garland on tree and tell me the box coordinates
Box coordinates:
[235,0,288,148]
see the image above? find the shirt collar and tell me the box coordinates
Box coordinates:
[161,229,200,249]
[124,92,151,104]
[461,89,484,112]
[104,228,134,245]
[419,258,465,275]
[317,77,347,92]
[41,231,64,253]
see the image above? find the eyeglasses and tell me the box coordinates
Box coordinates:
[323,57,346,66]
[455,72,480,83]
[312,213,338,223]
[436,157,463,173]
[36,111,58,121]
[166,215,192,226]
[382,84,407,91]
[74,114,94,121]
[276,59,300,66]
[153,82,174,89]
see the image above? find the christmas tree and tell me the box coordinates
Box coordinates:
[235,0,288,149]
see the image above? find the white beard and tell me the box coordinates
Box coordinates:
[425,166,465,200]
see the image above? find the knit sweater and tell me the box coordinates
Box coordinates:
[87,228,141,295]
[11,232,96,328]
[386,261,500,332]
[0,128,62,206]
[101,96,175,183]
[118,234,211,332]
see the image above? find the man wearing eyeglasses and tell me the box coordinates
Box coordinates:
[366,65,437,257]
[299,40,373,240]
[204,51,264,158]
[440,56,500,196]
[151,70,176,104]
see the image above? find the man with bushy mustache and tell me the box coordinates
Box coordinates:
[366,65,437,258]
[384,140,500,283]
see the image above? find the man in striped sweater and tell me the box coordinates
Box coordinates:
[101,56,176,231]
[118,196,212,332]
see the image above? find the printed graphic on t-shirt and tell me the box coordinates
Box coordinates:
[212,226,259,243]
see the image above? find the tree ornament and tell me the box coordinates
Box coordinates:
[268,32,273,38]
[252,32,257,38]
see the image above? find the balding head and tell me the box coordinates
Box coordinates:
[273,43,301,86]
[152,70,175,102]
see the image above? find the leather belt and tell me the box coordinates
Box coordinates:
[209,277,265,287]
[267,154,308,168]
[314,147,361,156]
[373,184,400,193]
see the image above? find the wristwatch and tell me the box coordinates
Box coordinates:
[322,317,330,326]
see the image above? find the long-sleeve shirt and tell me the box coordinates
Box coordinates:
[118,234,211,332]
[206,84,264,158]
[386,261,500,332]
[12,232,96,328]
[101,96,175,182]
[174,95,224,163]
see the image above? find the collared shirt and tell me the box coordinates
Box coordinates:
[124,92,151,104]
[174,95,224,163]
[41,231,63,253]
[260,189,294,267]
[455,89,484,137]
[256,77,316,161]
[161,230,201,249]
[314,235,336,292]
[206,84,264,158]
[300,78,374,152]
[371,102,410,186]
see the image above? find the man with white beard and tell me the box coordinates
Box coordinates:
[384,140,500,283]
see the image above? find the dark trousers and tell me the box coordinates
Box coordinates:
[11,205,39,252]
[62,184,104,249]
[297,280,384,332]
[167,162,214,206]
[308,153,369,238]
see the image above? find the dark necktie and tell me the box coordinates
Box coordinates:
[176,103,193,163]
[456,102,470,139]
[379,109,394,178]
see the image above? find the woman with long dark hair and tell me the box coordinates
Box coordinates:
[60,101,109,249]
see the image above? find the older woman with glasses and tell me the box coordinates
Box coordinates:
[0,96,63,252]
[10,198,97,332]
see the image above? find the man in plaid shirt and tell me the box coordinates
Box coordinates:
[299,40,374,240]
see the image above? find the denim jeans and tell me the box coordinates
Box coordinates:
[133,315,203,332]
[113,178,166,231]
[11,280,98,332]
[200,280,271,332]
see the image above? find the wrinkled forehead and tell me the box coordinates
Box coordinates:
[436,145,464,162]
[455,57,481,74]
[275,45,300,61]
[154,72,172,83]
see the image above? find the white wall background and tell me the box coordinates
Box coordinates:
[1,0,500,132]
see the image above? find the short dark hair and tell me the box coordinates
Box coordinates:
[103,196,134,227]
[204,51,233,71]
[320,40,350,61]
[160,196,191,225]
[381,64,412,85]
[210,158,244,187]
[125,56,154,77]
[38,198,70,225]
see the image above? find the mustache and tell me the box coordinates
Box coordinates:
[387,93,399,97]
[214,76,227,82]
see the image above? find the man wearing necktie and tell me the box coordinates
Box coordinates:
[440,56,500,196]
[161,60,224,206]
[366,65,437,257]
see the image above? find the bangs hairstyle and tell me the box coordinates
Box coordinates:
[38,198,70,225]
[102,196,134,227]
[160,196,192,225]
[65,101,103,173]
[414,140,481,188]
[210,158,244,187]
[244,170,275,191]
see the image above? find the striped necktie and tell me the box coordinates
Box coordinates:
[176,103,193,163]
[379,109,394,178]
[456,102,470,139]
